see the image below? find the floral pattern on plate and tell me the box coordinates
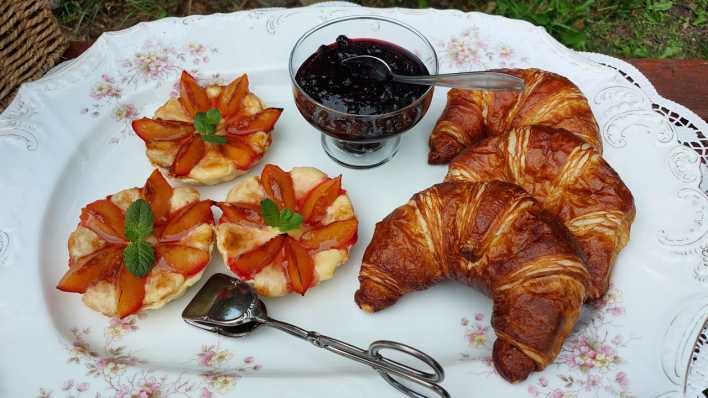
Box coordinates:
[79,40,218,143]
[37,315,259,398]
[458,312,494,372]
[459,286,636,397]
[436,26,530,70]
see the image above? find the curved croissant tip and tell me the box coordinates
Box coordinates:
[492,339,536,383]
[427,138,461,164]
[354,290,376,313]
[427,151,449,165]
[359,303,375,313]
[354,286,382,313]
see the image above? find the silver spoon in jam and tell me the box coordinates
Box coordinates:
[343,54,524,91]
[183,273,450,398]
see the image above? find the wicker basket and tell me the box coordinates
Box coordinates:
[0,0,67,111]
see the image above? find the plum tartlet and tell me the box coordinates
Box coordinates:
[56,170,215,318]
[132,71,283,185]
[215,164,358,296]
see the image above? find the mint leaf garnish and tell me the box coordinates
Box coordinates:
[206,108,221,125]
[201,134,227,144]
[279,209,303,232]
[261,198,280,226]
[194,111,216,134]
[195,108,225,144]
[123,240,155,277]
[124,199,154,241]
[123,199,156,277]
[260,198,303,232]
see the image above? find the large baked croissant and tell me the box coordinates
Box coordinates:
[447,125,635,299]
[428,68,601,164]
[355,181,590,382]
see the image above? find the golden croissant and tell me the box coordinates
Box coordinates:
[428,68,601,164]
[447,125,635,299]
[355,181,590,382]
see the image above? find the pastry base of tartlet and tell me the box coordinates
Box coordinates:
[82,268,206,316]
[146,89,271,186]
[216,167,356,297]
[68,186,214,318]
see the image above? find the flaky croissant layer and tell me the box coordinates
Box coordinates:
[448,125,635,299]
[355,181,589,382]
[428,68,601,164]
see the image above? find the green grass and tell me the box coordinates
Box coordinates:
[500,0,708,58]
[360,0,707,58]
[574,0,707,59]
[54,0,708,59]
[56,0,180,36]
[495,0,594,49]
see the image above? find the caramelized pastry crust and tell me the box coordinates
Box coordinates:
[447,125,635,299]
[355,181,589,382]
[428,68,601,164]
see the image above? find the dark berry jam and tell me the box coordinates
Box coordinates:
[296,35,429,115]
[293,35,433,142]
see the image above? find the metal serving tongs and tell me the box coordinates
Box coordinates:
[183,273,450,398]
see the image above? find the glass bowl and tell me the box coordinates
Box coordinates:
[289,16,439,169]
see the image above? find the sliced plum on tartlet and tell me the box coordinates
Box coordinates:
[56,170,215,318]
[132,71,283,185]
[215,164,358,297]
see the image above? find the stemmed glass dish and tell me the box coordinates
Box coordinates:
[289,16,439,169]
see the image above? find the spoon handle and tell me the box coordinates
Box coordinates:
[395,71,524,91]
[264,317,449,398]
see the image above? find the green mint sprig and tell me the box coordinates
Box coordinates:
[194,108,227,144]
[123,240,155,277]
[124,199,153,241]
[260,199,303,232]
[123,199,156,277]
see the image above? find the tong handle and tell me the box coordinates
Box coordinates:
[265,318,449,398]
[367,340,450,398]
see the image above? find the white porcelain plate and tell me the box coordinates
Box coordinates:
[2,3,707,397]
